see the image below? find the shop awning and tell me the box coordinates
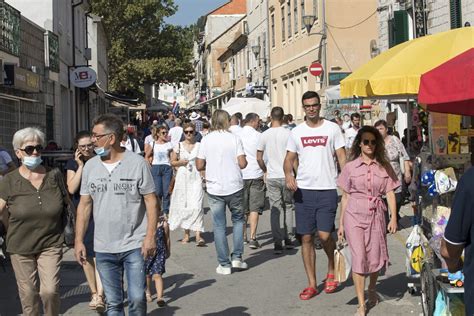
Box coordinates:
[190,90,231,110]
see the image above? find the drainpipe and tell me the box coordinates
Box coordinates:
[71,0,83,133]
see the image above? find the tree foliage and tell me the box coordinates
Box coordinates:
[91,0,195,98]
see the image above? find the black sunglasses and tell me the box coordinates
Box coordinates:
[362,139,376,146]
[20,145,43,155]
[184,130,194,135]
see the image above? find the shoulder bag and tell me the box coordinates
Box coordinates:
[168,143,180,194]
[53,168,76,247]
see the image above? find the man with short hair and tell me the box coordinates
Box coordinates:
[168,118,183,147]
[257,107,294,254]
[240,113,265,248]
[75,114,158,315]
[345,112,361,150]
[284,91,346,300]
[197,109,248,275]
[229,114,243,136]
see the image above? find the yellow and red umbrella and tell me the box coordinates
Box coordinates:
[340,27,474,99]
[418,47,474,115]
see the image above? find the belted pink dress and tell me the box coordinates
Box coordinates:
[337,158,400,274]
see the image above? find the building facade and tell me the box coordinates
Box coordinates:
[269,0,378,121]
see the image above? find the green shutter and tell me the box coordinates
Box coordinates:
[388,10,409,48]
[450,0,462,29]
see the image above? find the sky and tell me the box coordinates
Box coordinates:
[166,0,229,26]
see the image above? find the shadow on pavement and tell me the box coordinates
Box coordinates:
[164,273,216,304]
[148,305,181,315]
[376,272,409,300]
[244,248,298,268]
[59,260,90,314]
[202,306,250,315]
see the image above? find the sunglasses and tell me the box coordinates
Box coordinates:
[362,139,376,146]
[20,145,43,155]
[160,132,168,135]
[303,103,321,109]
[184,130,194,135]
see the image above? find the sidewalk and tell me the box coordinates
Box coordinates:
[0,202,422,315]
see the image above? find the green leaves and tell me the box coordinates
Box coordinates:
[91,0,194,98]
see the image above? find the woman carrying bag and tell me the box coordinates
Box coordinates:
[337,126,399,316]
[146,126,173,216]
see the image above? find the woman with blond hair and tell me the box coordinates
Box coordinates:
[0,127,65,316]
[168,122,205,245]
[145,125,173,216]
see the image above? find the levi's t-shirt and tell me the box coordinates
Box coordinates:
[286,120,345,190]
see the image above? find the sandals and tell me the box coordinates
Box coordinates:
[181,237,190,244]
[146,292,153,303]
[95,295,106,313]
[196,239,206,247]
[157,298,166,307]
[324,274,339,294]
[299,287,318,300]
[367,288,379,308]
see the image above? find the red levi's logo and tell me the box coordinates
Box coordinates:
[301,136,328,147]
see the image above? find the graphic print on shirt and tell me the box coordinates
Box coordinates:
[89,177,137,195]
[301,136,328,148]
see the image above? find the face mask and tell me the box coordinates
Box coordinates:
[94,135,111,157]
[23,156,42,170]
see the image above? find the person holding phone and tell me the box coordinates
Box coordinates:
[65,131,105,312]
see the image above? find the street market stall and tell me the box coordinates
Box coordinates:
[341,26,474,316]
[222,97,271,119]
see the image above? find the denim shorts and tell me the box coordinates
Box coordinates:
[294,189,338,235]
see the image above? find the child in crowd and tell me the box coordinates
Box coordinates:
[145,216,171,307]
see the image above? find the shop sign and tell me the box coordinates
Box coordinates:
[45,31,59,73]
[414,0,427,38]
[70,66,96,88]
[3,65,40,92]
[253,86,267,94]
[0,2,20,56]
[328,72,351,86]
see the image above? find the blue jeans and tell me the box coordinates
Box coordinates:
[151,164,173,214]
[95,248,146,316]
[207,189,245,267]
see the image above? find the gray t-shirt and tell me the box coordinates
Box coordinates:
[80,151,156,253]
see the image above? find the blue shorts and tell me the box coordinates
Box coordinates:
[294,189,338,235]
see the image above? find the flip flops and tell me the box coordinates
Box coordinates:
[299,287,318,300]
[196,239,206,247]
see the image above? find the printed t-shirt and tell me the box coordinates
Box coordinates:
[197,130,245,196]
[0,169,64,255]
[80,151,156,253]
[257,126,290,179]
[443,168,474,316]
[240,126,264,180]
[152,142,173,165]
[286,120,345,190]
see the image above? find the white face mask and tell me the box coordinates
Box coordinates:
[23,156,42,169]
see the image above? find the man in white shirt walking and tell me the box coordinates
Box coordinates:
[240,113,265,249]
[345,113,361,151]
[257,107,294,254]
[284,91,346,300]
[229,114,243,136]
[168,118,183,147]
[196,110,249,275]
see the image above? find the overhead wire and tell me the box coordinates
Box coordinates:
[325,10,377,29]
[325,26,352,72]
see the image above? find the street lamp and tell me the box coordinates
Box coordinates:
[251,44,261,58]
[220,61,227,72]
[303,15,316,34]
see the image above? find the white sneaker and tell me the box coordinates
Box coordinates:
[216,265,232,275]
[231,259,248,270]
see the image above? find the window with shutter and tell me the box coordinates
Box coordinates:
[388,10,409,48]
[450,0,462,29]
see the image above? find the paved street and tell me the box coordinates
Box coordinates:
[1,200,422,315]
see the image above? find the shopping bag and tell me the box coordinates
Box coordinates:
[334,240,352,283]
[405,225,429,277]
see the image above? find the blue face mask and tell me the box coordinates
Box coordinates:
[23,156,42,170]
[94,135,111,157]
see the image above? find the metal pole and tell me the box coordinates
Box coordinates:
[322,0,328,88]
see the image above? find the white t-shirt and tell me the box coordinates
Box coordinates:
[286,120,345,190]
[240,126,264,180]
[152,142,173,165]
[345,127,359,149]
[197,130,245,196]
[121,137,141,154]
[144,134,154,146]
[101,161,121,173]
[169,126,183,147]
[229,125,243,137]
[257,127,290,179]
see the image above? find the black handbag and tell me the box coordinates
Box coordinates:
[53,168,76,247]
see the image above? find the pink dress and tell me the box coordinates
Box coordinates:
[337,157,399,274]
